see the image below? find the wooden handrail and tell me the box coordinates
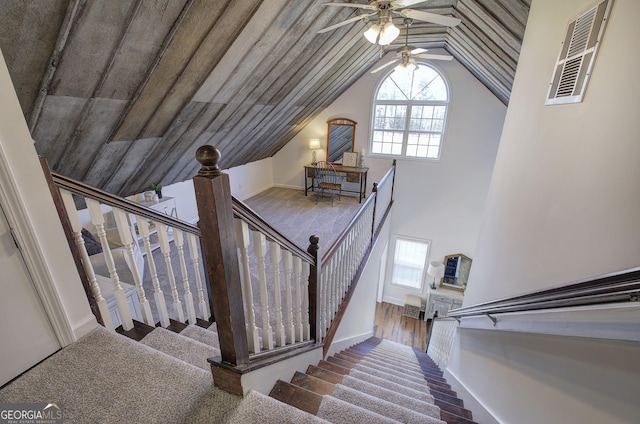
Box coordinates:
[51,171,200,236]
[232,197,314,264]
[448,267,640,318]
[52,170,312,265]
[322,162,396,266]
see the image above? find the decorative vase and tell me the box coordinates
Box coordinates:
[155,189,163,199]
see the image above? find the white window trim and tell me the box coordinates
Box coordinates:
[369,62,451,161]
[389,235,431,292]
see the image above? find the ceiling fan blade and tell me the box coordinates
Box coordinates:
[411,47,428,54]
[317,13,373,33]
[415,53,453,61]
[322,2,377,10]
[394,0,428,7]
[371,59,399,73]
[399,9,462,27]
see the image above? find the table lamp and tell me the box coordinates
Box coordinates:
[309,138,321,164]
[427,261,444,290]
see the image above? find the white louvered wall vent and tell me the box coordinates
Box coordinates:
[545,0,613,105]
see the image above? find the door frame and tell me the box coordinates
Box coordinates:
[0,145,75,346]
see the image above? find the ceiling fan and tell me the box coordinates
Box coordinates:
[318,1,461,46]
[370,18,453,74]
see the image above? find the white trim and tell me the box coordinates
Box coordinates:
[443,367,502,424]
[0,151,75,346]
[325,330,374,358]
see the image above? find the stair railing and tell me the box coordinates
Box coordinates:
[41,158,211,334]
[426,317,459,369]
[314,159,396,356]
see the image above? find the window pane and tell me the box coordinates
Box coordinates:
[391,238,429,289]
[371,64,448,160]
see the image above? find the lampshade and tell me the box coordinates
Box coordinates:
[427,261,445,278]
[363,24,381,43]
[378,21,400,45]
[308,138,321,150]
[394,59,417,75]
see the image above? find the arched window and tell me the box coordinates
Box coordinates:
[370,64,449,160]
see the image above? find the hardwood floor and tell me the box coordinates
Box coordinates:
[373,302,432,351]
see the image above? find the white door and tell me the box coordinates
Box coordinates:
[0,203,60,386]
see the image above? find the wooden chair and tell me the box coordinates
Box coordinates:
[313,161,342,206]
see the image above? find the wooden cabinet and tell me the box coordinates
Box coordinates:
[425,287,464,320]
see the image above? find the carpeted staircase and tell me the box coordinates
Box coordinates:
[269,338,475,424]
[1,324,473,423]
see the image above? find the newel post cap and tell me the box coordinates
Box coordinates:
[196,145,222,177]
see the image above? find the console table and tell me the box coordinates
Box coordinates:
[425,286,464,320]
[304,164,368,203]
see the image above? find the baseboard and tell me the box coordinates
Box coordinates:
[443,367,502,424]
[237,183,275,201]
[72,314,100,342]
[325,331,374,358]
[381,295,405,307]
[273,183,303,190]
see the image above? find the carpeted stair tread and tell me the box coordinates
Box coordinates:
[180,323,220,348]
[353,363,436,392]
[341,350,447,382]
[351,346,441,372]
[309,364,435,403]
[317,394,401,424]
[340,374,441,418]
[226,389,330,423]
[0,327,212,424]
[348,368,432,396]
[331,384,446,424]
[140,327,220,371]
[339,351,444,382]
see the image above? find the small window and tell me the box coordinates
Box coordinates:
[371,64,449,160]
[390,237,430,290]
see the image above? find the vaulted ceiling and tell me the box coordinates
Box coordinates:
[0,0,529,196]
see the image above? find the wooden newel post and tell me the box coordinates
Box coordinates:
[307,235,320,343]
[193,146,249,366]
[370,182,379,243]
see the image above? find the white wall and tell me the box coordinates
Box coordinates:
[0,50,97,342]
[448,1,640,423]
[465,0,640,306]
[162,157,274,223]
[328,217,391,356]
[272,49,506,306]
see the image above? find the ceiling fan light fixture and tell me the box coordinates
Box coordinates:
[395,58,417,75]
[378,21,400,45]
[364,24,381,43]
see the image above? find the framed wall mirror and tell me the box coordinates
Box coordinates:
[441,254,472,291]
[326,118,356,164]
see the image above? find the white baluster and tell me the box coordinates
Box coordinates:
[136,216,169,327]
[253,231,274,350]
[175,230,197,325]
[302,261,311,341]
[281,250,295,344]
[235,219,260,353]
[269,240,286,347]
[187,233,210,320]
[60,191,114,331]
[293,256,304,342]
[86,199,133,331]
[318,266,329,338]
[157,224,184,323]
[111,208,154,326]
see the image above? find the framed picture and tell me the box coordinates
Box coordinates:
[342,151,358,167]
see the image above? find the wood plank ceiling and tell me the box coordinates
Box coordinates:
[0,0,529,196]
